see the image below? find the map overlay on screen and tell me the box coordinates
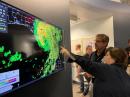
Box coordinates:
[0,1,63,95]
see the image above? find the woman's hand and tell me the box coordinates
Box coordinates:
[60,46,76,60]
[60,46,71,57]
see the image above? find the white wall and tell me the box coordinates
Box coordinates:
[71,16,114,47]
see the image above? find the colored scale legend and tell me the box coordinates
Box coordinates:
[0,69,19,88]
[0,78,16,86]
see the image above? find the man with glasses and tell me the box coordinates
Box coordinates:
[91,34,109,63]
[83,34,109,97]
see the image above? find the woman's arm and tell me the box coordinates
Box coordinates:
[61,47,110,78]
[68,53,110,79]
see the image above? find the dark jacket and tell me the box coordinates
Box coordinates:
[128,57,130,64]
[125,47,130,64]
[90,50,105,62]
[90,50,106,83]
[69,54,130,97]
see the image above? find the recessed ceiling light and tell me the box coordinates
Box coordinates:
[111,0,121,3]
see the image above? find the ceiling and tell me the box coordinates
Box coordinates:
[70,0,112,26]
[70,0,130,26]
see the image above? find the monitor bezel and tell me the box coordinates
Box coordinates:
[0,1,64,96]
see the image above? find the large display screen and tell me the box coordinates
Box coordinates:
[0,1,63,96]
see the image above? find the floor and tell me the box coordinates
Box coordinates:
[72,83,92,97]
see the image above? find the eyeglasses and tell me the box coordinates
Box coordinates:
[95,40,104,43]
